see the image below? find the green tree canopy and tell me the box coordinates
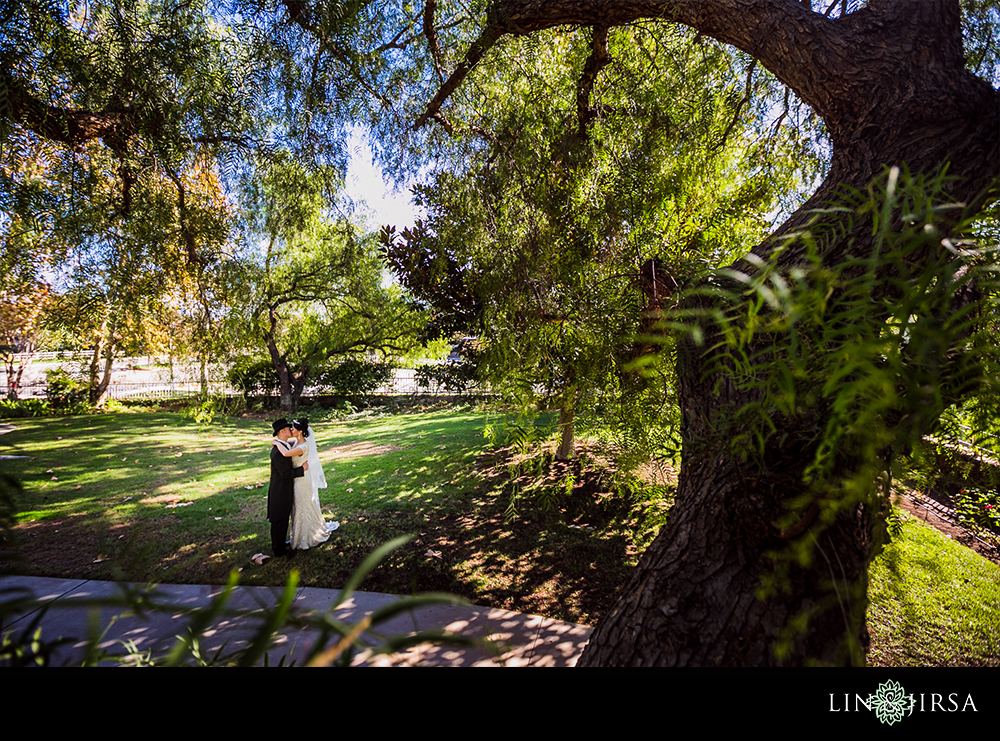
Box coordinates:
[387,22,822,459]
[230,154,424,410]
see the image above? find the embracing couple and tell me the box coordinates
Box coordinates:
[267,417,339,558]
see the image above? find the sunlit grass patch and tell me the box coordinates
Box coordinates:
[868,512,1000,666]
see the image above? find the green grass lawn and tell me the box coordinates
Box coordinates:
[0,408,485,579]
[867,513,1000,666]
[2,406,997,664]
[0,407,657,625]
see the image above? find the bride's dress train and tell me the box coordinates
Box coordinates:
[289,451,335,550]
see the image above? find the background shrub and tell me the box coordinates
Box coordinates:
[45,368,87,411]
[414,361,479,393]
[226,356,280,397]
[314,358,394,396]
[0,399,52,418]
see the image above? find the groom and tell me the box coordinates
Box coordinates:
[268,418,307,557]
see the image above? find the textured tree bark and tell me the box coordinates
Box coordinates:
[556,389,577,460]
[265,332,295,413]
[89,315,118,406]
[579,2,997,666]
[415,0,998,665]
[3,358,25,401]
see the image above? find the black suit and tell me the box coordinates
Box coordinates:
[268,441,304,555]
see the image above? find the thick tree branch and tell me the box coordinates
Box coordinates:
[576,25,612,140]
[413,20,506,130]
[1,71,137,154]
[424,0,445,79]
[416,1,972,146]
[163,163,200,265]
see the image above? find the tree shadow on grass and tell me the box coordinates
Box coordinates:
[323,445,673,626]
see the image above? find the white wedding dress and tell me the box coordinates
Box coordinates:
[289,436,337,550]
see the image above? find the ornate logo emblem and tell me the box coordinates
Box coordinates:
[868,680,913,725]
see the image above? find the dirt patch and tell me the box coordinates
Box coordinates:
[141,493,183,505]
[238,496,265,521]
[897,490,1000,566]
[348,443,677,624]
[328,442,403,459]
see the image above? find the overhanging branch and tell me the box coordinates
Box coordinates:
[414,0,939,133]
[2,71,137,153]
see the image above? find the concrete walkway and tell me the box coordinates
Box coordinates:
[0,575,592,666]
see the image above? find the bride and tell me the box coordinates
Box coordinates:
[272,418,339,550]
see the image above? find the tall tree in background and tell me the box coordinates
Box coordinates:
[1,0,423,400]
[2,1,239,402]
[234,154,424,411]
[0,281,50,400]
[7,131,234,404]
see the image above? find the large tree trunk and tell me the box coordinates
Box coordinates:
[88,309,117,405]
[4,355,23,400]
[417,0,1000,665]
[90,341,115,406]
[265,335,297,412]
[264,308,296,412]
[555,387,577,461]
[10,357,30,400]
[575,2,999,666]
[581,347,883,665]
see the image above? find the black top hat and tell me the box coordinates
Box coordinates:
[271,418,292,435]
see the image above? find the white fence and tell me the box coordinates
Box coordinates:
[1,370,484,400]
[7,351,91,362]
[0,380,237,400]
